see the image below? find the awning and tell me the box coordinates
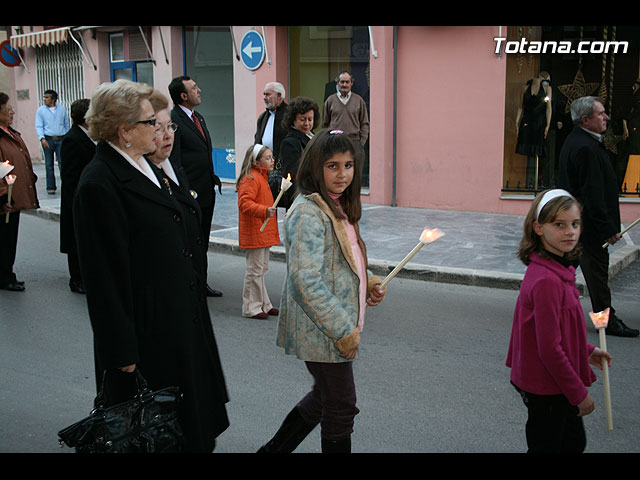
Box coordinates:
[10,27,70,49]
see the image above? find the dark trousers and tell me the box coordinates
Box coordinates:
[513,383,586,453]
[0,210,20,286]
[67,248,83,284]
[580,241,614,316]
[296,361,359,442]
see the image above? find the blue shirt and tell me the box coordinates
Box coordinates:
[35,103,70,139]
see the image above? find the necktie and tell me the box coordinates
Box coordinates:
[192,113,205,139]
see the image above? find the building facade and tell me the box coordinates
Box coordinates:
[4,25,639,222]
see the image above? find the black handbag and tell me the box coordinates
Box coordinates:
[57,369,184,453]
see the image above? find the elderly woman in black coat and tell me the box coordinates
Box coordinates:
[73,79,229,452]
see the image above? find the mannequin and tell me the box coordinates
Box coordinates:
[516,72,553,189]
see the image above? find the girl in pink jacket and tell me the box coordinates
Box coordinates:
[506,189,611,453]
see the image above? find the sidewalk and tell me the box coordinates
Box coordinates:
[28,161,640,292]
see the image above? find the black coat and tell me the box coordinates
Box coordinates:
[254,101,288,162]
[73,143,229,451]
[59,124,95,254]
[169,106,221,211]
[557,126,621,244]
[279,127,312,209]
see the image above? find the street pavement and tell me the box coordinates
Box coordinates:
[0,161,637,455]
[30,161,640,293]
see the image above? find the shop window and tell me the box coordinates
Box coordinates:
[109,29,154,86]
[289,26,371,188]
[501,26,640,197]
[183,26,235,180]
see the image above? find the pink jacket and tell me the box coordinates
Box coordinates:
[506,252,596,406]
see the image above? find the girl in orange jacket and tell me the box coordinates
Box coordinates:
[237,144,281,319]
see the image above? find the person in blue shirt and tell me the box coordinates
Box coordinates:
[35,90,70,194]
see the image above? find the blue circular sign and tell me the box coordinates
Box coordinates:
[240,30,265,71]
[0,41,22,68]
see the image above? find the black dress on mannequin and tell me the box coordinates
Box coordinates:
[516,79,548,188]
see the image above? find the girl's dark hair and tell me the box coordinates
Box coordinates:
[517,189,582,265]
[281,96,320,130]
[0,92,9,108]
[295,129,363,224]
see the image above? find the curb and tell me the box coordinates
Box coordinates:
[28,207,639,294]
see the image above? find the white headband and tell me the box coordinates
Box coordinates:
[535,189,574,220]
[253,144,265,162]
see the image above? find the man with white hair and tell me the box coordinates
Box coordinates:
[255,82,288,162]
[557,95,638,337]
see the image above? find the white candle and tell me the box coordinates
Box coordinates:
[260,173,292,232]
[380,227,444,289]
[5,174,16,223]
[589,308,613,431]
[1,161,14,179]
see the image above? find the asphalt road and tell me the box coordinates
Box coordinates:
[1,214,638,454]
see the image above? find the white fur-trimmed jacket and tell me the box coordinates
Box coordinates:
[276,193,382,362]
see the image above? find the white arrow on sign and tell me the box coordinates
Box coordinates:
[243,41,262,58]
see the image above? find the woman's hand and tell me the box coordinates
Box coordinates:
[267,207,277,218]
[589,347,612,371]
[120,364,136,373]
[367,284,385,306]
[577,394,595,417]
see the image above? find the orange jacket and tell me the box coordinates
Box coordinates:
[237,167,280,249]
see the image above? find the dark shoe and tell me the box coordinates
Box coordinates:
[257,407,318,453]
[321,436,351,453]
[267,308,279,316]
[251,312,269,319]
[69,280,86,294]
[1,281,25,291]
[606,317,639,337]
[206,285,223,297]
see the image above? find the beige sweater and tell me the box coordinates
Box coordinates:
[322,93,370,145]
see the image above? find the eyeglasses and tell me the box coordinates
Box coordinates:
[136,118,157,127]
[154,122,178,136]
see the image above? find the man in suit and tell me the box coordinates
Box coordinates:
[169,76,223,297]
[557,96,638,337]
[60,98,96,294]
[254,82,288,163]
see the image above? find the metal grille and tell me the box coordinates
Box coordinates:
[34,40,85,112]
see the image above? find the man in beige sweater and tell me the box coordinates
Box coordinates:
[322,71,369,146]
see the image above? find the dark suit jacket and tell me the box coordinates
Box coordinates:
[60,124,96,254]
[73,143,229,450]
[557,126,621,244]
[169,106,220,210]
[254,101,288,162]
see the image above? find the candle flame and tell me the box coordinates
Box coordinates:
[419,227,444,244]
[6,174,16,185]
[589,308,610,329]
[281,173,293,190]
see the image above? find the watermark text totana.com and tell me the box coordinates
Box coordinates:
[493,37,628,55]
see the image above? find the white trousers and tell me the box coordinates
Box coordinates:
[242,247,273,317]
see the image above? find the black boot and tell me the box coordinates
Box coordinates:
[321,436,351,453]
[257,407,317,453]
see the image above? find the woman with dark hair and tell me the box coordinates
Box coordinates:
[0,92,39,291]
[278,96,319,208]
[60,98,94,294]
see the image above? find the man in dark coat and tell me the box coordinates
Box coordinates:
[254,81,288,164]
[169,76,223,297]
[60,99,95,294]
[557,96,638,337]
